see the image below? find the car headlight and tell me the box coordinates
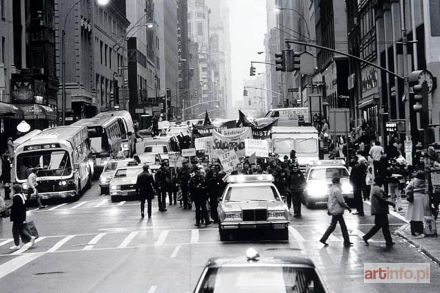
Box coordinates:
[22,182,29,190]
[341,182,353,194]
[268,210,287,219]
[111,185,121,190]
[59,180,67,186]
[224,212,241,221]
[306,184,328,197]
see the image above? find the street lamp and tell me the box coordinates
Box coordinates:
[61,0,109,125]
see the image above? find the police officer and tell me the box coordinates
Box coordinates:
[288,163,305,217]
[155,161,171,212]
[189,167,211,227]
[136,165,156,218]
[178,160,192,209]
[207,170,223,223]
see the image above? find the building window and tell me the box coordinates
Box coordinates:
[1,37,5,63]
[104,44,108,67]
[100,41,103,64]
[109,47,112,69]
[197,23,203,36]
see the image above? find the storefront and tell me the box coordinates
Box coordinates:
[358,65,380,135]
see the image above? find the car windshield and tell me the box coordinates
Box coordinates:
[103,161,136,172]
[114,168,142,178]
[144,145,168,153]
[16,150,72,180]
[309,168,349,180]
[224,185,280,202]
[198,266,325,293]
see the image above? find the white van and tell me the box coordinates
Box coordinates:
[256,107,310,127]
[271,126,319,169]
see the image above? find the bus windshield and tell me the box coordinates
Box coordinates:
[16,150,72,180]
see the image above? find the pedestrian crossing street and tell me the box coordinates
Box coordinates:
[0,224,390,257]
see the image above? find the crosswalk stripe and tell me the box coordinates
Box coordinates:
[48,203,67,211]
[117,201,126,206]
[0,239,13,247]
[351,229,365,237]
[95,199,108,208]
[71,201,88,209]
[147,285,157,293]
[155,231,169,246]
[190,229,199,243]
[11,237,47,255]
[170,245,181,258]
[47,235,76,252]
[118,232,139,248]
[83,233,106,250]
[0,252,44,280]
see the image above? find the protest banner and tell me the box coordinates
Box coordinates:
[194,137,213,150]
[181,148,196,157]
[212,128,252,158]
[251,119,278,139]
[245,139,269,157]
[221,127,250,136]
[219,149,240,173]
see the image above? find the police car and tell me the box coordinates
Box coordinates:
[217,175,289,241]
[109,165,143,202]
[99,159,139,194]
[193,248,329,293]
[302,160,354,208]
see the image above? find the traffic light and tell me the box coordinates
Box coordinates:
[275,51,286,72]
[250,65,256,76]
[285,49,300,72]
[412,81,429,112]
[243,89,248,96]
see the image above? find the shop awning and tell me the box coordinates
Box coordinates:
[0,102,21,117]
[15,104,56,120]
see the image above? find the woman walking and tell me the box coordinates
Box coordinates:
[10,184,35,250]
[405,171,429,238]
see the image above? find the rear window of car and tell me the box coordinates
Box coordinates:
[197,266,325,293]
[144,146,168,153]
[309,167,348,180]
[224,185,280,202]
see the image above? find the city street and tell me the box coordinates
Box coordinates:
[0,180,438,293]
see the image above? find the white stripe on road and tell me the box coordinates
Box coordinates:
[118,231,139,248]
[11,237,47,255]
[117,201,126,206]
[327,234,340,241]
[0,252,44,280]
[351,228,365,237]
[48,203,67,211]
[83,233,106,250]
[154,231,169,246]
[147,285,157,293]
[288,226,305,251]
[47,235,76,252]
[0,239,13,247]
[94,199,108,208]
[170,245,181,258]
[190,229,199,243]
[71,201,88,209]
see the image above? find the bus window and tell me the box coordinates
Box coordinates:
[16,150,72,179]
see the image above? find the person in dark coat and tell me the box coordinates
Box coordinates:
[136,165,156,218]
[207,170,223,223]
[350,158,366,216]
[362,176,395,247]
[189,167,211,227]
[10,184,35,250]
[288,163,305,218]
[154,162,172,212]
[178,161,192,209]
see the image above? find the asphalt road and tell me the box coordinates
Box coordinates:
[0,181,439,293]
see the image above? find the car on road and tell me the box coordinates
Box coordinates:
[99,159,139,194]
[302,160,354,208]
[109,166,143,202]
[193,248,329,293]
[217,174,289,241]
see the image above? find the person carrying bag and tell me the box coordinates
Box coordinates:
[405,171,429,238]
[9,184,36,250]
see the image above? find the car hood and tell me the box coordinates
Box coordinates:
[110,177,136,185]
[221,201,285,211]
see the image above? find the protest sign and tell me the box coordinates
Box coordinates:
[181,148,196,157]
[212,128,252,158]
[219,150,240,173]
[245,139,269,157]
[194,137,213,150]
[221,127,250,136]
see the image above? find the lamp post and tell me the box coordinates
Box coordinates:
[61,0,109,125]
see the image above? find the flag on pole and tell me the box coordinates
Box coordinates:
[203,110,212,126]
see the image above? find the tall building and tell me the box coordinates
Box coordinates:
[185,40,202,119]
[177,0,190,120]
[205,0,232,118]
[154,0,178,120]
[11,0,58,129]
[126,0,159,127]
[54,0,130,123]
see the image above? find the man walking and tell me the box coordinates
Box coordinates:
[10,184,35,250]
[155,162,171,212]
[350,157,366,216]
[136,165,156,218]
[178,160,191,209]
[27,168,45,209]
[369,141,384,176]
[189,167,211,227]
[362,176,395,247]
[320,176,353,247]
[288,164,305,218]
[207,170,222,223]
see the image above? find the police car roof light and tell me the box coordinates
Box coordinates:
[226,174,274,183]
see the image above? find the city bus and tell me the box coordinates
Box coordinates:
[14,125,93,200]
[95,110,136,157]
[72,116,124,175]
